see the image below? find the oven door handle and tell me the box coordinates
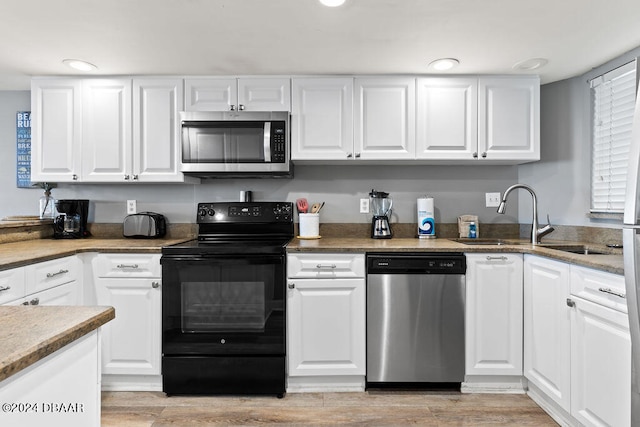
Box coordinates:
[263,122,272,163]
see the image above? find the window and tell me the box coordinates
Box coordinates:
[590,60,637,213]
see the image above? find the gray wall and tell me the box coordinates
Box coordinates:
[519,45,640,228]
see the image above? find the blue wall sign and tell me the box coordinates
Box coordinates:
[16,111,31,188]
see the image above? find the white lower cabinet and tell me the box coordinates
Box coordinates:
[465,253,523,379]
[524,255,572,412]
[286,253,366,392]
[569,266,630,427]
[524,256,630,427]
[92,254,162,384]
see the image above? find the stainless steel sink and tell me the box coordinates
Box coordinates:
[451,238,525,246]
[537,244,609,255]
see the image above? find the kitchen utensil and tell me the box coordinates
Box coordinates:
[316,202,325,213]
[296,198,308,213]
[310,203,321,213]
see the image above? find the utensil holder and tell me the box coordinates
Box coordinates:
[299,213,320,237]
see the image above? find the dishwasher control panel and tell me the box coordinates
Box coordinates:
[367,253,466,274]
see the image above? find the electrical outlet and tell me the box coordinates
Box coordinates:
[127,200,137,215]
[485,192,501,208]
[359,198,370,214]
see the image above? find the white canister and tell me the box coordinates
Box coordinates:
[299,213,320,238]
[417,197,436,238]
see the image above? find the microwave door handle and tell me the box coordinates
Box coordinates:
[263,122,272,162]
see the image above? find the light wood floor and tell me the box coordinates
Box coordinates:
[102,391,558,426]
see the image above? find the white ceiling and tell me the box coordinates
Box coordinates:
[3,0,640,90]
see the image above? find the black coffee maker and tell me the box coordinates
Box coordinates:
[53,199,90,239]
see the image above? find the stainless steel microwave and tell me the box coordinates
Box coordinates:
[179,111,291,178]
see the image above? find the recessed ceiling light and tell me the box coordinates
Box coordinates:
[319,0,346,6]
[428,58,460,71]
[513,58,548,71]
[62,59,97,71]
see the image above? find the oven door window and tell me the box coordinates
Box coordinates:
[162,255,285,345]
[183,122,266,164]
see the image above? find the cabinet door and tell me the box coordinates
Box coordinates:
[416,77,478,160]
[133,78,186,182]
[570,297,631,427]
[30,78,82,182]
[95,278,162,375]
[184,78,236,111]
[465,253,523,376]
[291,78,354,160]
[478,76,540,161]
[524,255,571,412]
[0,267,25,305]
[82,78,133,182]
[287,278,365,376]
[238,78,291,111]
[354,78,415,159]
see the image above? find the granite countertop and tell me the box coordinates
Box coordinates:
[0,305,115,382]
[287,237,625,275]
[0,237,192,271]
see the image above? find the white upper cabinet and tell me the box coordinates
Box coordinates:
[354,77,416,159]
[416,77,478,159]
[132,78,188,182]
[185,77,290,112]
[30,78,82,182]
[82,78,132,182]
[478,76,540,161]
[291,77,354,160]
[32,77,194,183]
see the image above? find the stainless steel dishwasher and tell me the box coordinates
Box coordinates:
[366,253,466,385]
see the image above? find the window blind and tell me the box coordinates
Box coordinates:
[590,60,637,213]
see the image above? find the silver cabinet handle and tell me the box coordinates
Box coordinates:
[152,281,160,289]
[346,153,353,158]
[0,286,10,292]
[239,104,245,111]
[230,105,236,111]
[481,152,487,158]
[117,264,139,269]
[46,269,69,278]
[30,298,40,306]
[72,174,78,180]
[316,264,337,269]
[598,287,626,299]
[355,152,361,158]
[566,298,575,307]
[124,174,130,180]
[132,174,139,180]
[288,283,295,289]
[472,152,478,158]
[486,256,507,261]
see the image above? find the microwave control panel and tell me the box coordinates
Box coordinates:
[271,122,286,163]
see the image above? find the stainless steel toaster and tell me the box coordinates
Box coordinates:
[123,212,166,238]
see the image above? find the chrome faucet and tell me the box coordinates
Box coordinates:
[497,184,554,244]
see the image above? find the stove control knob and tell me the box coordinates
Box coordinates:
[208,209,215,216]
[198,209,207,217]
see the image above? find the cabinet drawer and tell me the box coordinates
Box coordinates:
[25,256,79,295]
[287,253,365,278]
[570,265,626,313]
[93,253,161,278]
[0,267,26,305]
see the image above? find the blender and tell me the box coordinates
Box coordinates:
[370,189,393,239]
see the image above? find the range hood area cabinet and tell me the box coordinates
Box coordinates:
[184,77,291,112]
[290,75,539,164]
[30,77,197,184]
